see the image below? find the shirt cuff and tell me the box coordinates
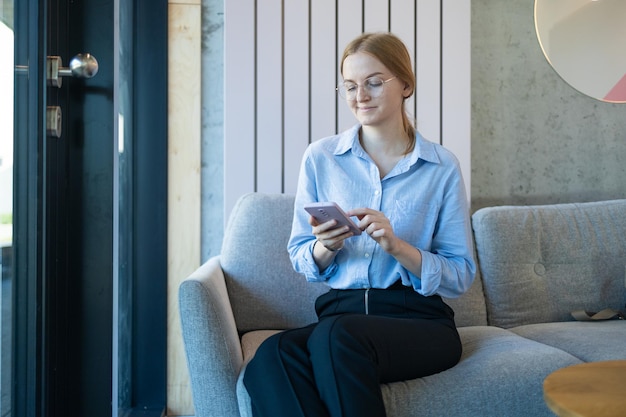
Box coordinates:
[301,240,337,282]
[412,250,442,296]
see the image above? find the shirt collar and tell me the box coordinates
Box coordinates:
[334,124,361,155]
[334,124,441,166]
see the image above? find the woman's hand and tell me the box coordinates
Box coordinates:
[309,216,353,252]
[348,207,423,277]
[347,208,400,254]
[309,216,354,271]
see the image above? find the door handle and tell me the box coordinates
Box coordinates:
[47,53,99,88]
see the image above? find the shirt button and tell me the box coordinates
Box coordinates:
[374,190,380,195]
[364,253,370,258]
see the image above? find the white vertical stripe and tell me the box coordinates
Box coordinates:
[416,0,441,143]
[442,0,471,200]
[337,0,363,133]
[284,0,311,194]
[364,0,389,32]
[310,0,338,141]
[390,0,417,133]
[224,0,256,217]
[256,0,284,194]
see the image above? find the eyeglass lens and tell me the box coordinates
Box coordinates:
[338,77,387,100]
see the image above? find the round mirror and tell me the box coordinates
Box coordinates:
[534,0,626,103]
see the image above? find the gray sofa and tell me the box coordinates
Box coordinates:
[179,193,626,417]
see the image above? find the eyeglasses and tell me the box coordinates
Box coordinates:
[336,76,396,101]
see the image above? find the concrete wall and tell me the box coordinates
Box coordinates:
[200,0,224,262]
[471,0,626,211]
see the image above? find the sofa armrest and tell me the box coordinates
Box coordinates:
[179,256,243,417]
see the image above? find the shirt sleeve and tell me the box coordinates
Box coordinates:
[411,163,476,298]
[287,147,338,282]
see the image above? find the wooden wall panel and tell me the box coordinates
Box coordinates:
[167,2,201,415]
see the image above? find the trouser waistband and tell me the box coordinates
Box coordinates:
[315,284,455,323]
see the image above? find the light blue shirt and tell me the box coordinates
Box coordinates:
[287,124,476,298]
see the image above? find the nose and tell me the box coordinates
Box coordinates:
[355,85,370,101]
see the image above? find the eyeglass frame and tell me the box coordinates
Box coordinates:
[336,76,397,101]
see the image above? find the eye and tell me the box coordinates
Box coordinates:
[365,77,383,88]
[344,83,357,92]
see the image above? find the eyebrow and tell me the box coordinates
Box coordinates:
[342,72,384,83]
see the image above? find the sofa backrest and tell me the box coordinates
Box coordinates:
[220,193,488,333]
[220,193,327,333]
[472,199,626,329]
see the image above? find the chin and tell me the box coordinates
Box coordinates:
[357,117,383,127]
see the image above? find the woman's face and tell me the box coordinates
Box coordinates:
[341,52,407,129]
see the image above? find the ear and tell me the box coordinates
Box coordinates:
[403,83,413,98]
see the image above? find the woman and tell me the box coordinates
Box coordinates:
[243,32,476,417]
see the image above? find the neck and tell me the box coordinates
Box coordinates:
[360,124,410,157]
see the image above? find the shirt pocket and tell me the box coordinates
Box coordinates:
[389,200,439,248]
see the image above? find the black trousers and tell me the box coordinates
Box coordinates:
[243,284,461,417]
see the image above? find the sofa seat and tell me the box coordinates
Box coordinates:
[235,325,582,417]
[510,321,626,362]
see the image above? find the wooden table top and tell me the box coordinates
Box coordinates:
[543,360,626,417]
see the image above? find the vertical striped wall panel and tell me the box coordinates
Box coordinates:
[224,0,255,211]
[442,0,471,195]
[283,0,310,194]
[224,0,470,218]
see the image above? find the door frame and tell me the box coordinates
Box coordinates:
[12,0,46,414]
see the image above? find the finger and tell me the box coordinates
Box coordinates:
[346,207,373,219]
[312,219,339,234]
[323,223,353,237]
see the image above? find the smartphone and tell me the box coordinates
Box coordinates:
[304,202,362,235]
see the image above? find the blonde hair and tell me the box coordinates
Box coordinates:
[340,32,416,151]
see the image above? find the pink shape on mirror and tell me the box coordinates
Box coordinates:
[604,72,626,102]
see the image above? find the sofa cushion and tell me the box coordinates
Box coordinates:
[241,330,281,363]
[380,326,582,417]
[510,321,626,362]
[235,326,581,417]
[472,199,626,328]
